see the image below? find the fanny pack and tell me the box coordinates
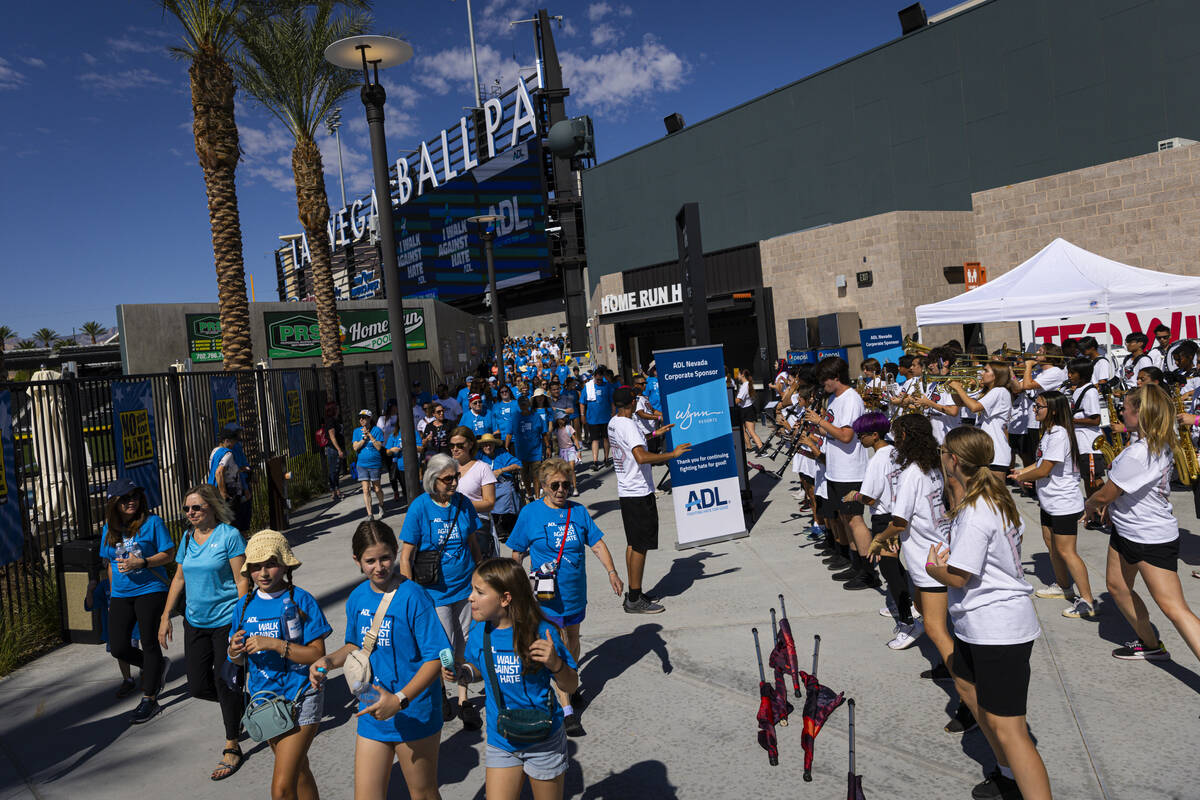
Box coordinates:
[412,498,459,586]
[483,626,555,744]
[343,588,396,693]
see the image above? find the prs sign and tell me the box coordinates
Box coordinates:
[600,284,683,315]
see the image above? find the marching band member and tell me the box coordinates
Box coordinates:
[1119,332,1153,389]
[1017,344,1068,469]
[1066,358,1106,495]
[1148,324,1172,369]
[914,347,961,444]
[1079,336,1114,388]
[948,362,1014,475]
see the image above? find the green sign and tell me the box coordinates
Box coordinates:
[186,314,223,363]
[265,308,427,359]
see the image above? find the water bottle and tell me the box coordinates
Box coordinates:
[439,648,455,670]
[355,682,380,705]
[114,541,128,561]
[127,540,144,572]
[281,597,302,642]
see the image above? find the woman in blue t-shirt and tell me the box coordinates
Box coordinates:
[227,530,331,800]
[158,483,249,781]
[445,558,578,799]
[479,434,522,543]
[506,458,623,737]
[513,396,548,502]
[352,409,388,520]
[311,520,451,800]
[98,477,176,725]
[399,453,484,730]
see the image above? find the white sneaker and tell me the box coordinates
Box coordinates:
[878,605,895,618]
[1034,583,1066,599]
[887,620,923,650]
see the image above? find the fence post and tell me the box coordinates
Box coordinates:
[255,364,270,459]
[167,365,191,500]
[60,368,93,539]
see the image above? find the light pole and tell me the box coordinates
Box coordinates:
[325,34,421,503]
[468,214,505,381]
[326,107,348,211]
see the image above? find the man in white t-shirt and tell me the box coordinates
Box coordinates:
[608,386,690,614]
[1017,343,1068,466]
[1148,325,1171,369]
[804,356,876,588]
[1079,336,1113,388]
[1119,332,1153,389]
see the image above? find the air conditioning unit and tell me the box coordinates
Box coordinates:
[1158,137,1197,151]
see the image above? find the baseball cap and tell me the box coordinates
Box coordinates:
[358,408,372,418]
[106,477,140,499]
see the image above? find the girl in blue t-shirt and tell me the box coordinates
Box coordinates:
[310,520,450,800]
[352,410,387,519]
[446,558,578,799]
[98,478,176,725]
[227,530,331,800]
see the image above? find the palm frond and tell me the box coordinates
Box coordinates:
[157,0,244,58]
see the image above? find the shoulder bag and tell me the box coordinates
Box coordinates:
[482,625,555,744]
[236,594,311,742]
[343,587,396,692]
[529,507,571,602]
[412,498,460,586]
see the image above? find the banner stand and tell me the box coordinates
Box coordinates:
[674,529,748,552]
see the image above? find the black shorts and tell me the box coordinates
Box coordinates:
[870,513,890,536]
[1039,509,1082,536]
[620,493,659,552]
[827,480,864,517]
[1010,431,1036,463]
[739,405,757,424]
[951,639,1034,717]
[1109,532,1179,572]
[587,423,609,443]
[1077,452,1107,484]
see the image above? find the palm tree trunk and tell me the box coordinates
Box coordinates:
[292,135,345,406]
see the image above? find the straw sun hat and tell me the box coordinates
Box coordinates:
[241,530,302,574]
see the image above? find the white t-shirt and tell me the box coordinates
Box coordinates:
[456,459,497,520]
[977,388,1013,467]
[946,500,1040,645]
[891,463,950,588]
[1108,440,1178,544]
[924,380,961,444]
[607,415,653,497]
[634,395,657,435]
[376,415,398,441]
[1070,384,1102,455]
[1027,366,1067,429]
[736,381,753,409]
[1034,426,1084,516]
[824,389,868,482]
[859,445,900,515]
[1120,353,1153,386]
[1148,346,1167,369]
[1091,356,1113,384]
[813,456,828,499]
[439,396,462,421]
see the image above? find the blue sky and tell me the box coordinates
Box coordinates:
[0,0,958,341]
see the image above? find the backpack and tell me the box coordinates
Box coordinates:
[315,426,329,449]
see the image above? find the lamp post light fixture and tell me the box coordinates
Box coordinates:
[468,214,505,380]
[326,107,348,211]
[324,34,421,503]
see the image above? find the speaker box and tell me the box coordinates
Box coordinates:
[787,318,816,350]
[898,2,927,35]
[817,312,860,348]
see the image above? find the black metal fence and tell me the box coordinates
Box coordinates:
[0,358,444,628]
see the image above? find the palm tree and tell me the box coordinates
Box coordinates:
[16,340,37,350]
[0,325,13,377]
[80,321,106,344]
[159,0,254,371]
[233,0,368,401]
[31,328,59,349]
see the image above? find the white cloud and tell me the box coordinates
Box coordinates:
[475,0,533,39]
[414,43,521,98]
[560,34,689,115]
[82,52,98,66]
[78,68,169,93]
[20,57,46,69]
[591,23,618,46]
[108,36,165,56]
[0,57,26,90]
[587,2,611,21]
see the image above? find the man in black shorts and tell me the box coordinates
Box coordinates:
[608,387,691,613]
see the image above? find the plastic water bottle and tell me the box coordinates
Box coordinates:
[127,540,144,571]
[114,541,128,561]
[281,597,302,642]
[355,683,380,705]
[439,648,455,670]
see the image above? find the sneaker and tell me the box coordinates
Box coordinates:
[945,703,978,734]
[459,701,483,731]
[623,595,665,614]
[570,689,588,712]
[1112,640,1170,661]
[831,567,859,582]
[1062,598,1095,619]
[878,602,898,618]
[1033,583,1066,599]
[844,573,881,591]
[921,663,953,683]
[563,712,586,737]
[115,678,137,699]
[972,768,1022,799]
[129,697,160,725]
[887,620,923,650]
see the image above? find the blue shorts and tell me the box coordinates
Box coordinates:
[295,686,325,727]
[358,466,382,482]
[542,609,585,628]
[486,725,568,780]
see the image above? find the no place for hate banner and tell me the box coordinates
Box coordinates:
[655,344,748,549]
[0,391,20,567]
[111,380,163,510]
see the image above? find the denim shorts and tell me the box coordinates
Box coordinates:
[543,609,585,628]
[486,725,568,780]
[295,686,325,726]
[358,466,382,482]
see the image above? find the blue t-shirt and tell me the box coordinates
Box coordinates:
[177,523,245,628]
[456,386,471,410]
[344,579,451,743]
[584,380,614,425]
[100,515,174,598]
[465,621,576,753]
[414,391,434,406]
[231,586,331,701]
[481,450,522,515]
[494,401,519,437]
[506,500,604,617]
[385,433,405,471]
[399,493,480,605]
[461,409,495,437]
[353,426,386,470]
[534,408,550,433]
[644,377,661,411]
[556,365,571,384]
[514,413,545,464]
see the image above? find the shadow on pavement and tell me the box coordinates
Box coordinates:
[646,551,739,600]
[577,623,672,703]
[578,759,677,799]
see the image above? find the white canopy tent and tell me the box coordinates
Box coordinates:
[915,238,1200,344]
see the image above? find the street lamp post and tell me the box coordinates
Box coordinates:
[325,35,421,502]
[326,107,348,211]
[469,214,505,380]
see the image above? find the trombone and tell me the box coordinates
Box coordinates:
[999,344,1072,364]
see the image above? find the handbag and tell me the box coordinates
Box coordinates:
[343,588,396,692]
[529,507,571,602]
[482,626,555,744]
[241,683,310,742]
[412,497,460,586]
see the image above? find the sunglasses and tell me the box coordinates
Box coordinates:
[183,504,208,513]
[547,480,570,491]
[117,494,139,504]
[438,474,460,485]
[449,441,469,449]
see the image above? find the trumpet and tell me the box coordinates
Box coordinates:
[999,344,1071,364]
[903,335,932,355]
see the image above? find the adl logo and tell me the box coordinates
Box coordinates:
[685,486,729,514]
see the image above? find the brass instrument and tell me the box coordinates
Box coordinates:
[1174,387,1199,485]
[999,344,1071,364]
[903,381,925,415]
[1093,434,1121,465]
[903,335,932,355]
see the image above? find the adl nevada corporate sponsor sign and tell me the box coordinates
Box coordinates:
[265,309,427,359]
[655,344,747,549]
[859,325,903,367]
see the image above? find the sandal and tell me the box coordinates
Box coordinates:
[211,748,243,781]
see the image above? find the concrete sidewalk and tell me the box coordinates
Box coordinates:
[3,450,1200,799]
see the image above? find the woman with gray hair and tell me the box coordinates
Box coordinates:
[158,483,250,781]
[399,453,485,730]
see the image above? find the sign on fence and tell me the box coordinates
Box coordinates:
[281,371,308,458]
[111,380,163,509]
[655,344,748,550]
[209,375,239,432]
[0,390,20,566]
